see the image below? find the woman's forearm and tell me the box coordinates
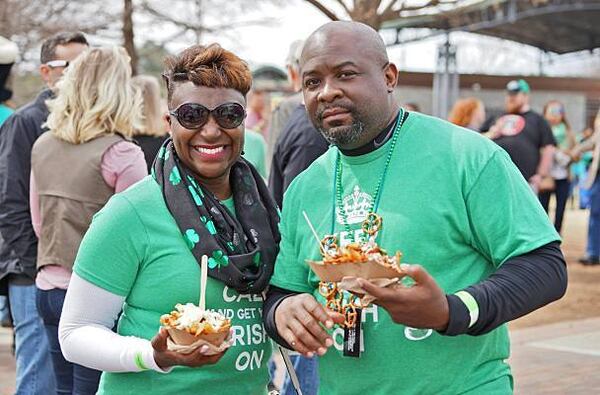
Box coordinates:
[59,273,168,373]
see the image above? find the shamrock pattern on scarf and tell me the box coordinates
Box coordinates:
[252,251,261,267]
[188,185,203,206]
[169,167,182,185]
[208,250,229,269]
[184,228,200,249]
[200,216,217,235]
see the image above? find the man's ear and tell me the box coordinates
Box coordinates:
[39,64,50,84]
[384,62,399,93]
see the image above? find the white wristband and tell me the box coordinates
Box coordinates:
[454,291,479,328]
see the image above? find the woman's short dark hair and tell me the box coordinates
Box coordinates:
[163,43,252,106]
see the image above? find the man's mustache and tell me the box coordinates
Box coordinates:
[316,103,355,121]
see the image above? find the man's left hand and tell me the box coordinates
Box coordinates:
[357,264,449,331]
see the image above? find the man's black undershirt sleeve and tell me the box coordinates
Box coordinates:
[264,242,566,343]
[442,241,567,336]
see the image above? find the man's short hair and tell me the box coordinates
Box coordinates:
[285,40,304,70]
[40,32,88,64]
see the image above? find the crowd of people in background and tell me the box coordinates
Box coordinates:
[0,23,592,395]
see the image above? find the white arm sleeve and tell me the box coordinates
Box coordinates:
[59,273,170,373]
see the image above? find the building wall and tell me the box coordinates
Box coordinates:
[395,86,588,133]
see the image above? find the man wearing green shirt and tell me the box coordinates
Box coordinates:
[263,21,567,394]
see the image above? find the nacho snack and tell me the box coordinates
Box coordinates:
[160,303,231,347]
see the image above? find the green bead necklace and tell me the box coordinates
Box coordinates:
[330,108,406,243]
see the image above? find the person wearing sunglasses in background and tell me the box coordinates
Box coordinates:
[58,44,279,394]
[0,31,88,395]
[539,100,576,234]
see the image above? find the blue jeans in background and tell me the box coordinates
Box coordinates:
[280,354,319,395]
[0,295,9,324]
[587,177,600,258]
[8,282,56,395]
[36,288,101,395]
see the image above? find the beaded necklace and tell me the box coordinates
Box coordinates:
[330,108,405,242]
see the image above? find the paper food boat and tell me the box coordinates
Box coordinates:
[166,323,231,346]
[307,258,404,283]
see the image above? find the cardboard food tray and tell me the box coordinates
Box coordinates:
[307,259,404,282]
[166,324,231,346]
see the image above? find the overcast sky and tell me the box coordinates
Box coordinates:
[126,0,600,78]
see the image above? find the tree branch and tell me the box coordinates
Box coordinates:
[304,0,340,21]
[334,0,352,15]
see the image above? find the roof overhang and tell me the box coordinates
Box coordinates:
[383,0,600,54]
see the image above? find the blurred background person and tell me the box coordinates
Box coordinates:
[245,88,270,138]
[243,128,268,178]
[0,31,89,395]
[448,97,486,131]
[31,46,147,394]
[571,109,600,265]
[132,75,169,171]
[0,36,18,125]
[267,40,304,171]
[573,126,595,209]
[539,100,576,233]
[0,36,19,330]
[481,79,556,193]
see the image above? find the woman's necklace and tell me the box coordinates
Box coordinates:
[330,108,405,243]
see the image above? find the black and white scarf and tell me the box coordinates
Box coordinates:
[153,138,280,294]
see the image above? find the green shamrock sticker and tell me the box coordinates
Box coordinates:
[208,250,229,269]
[226,241,235,251]
[200,216,217,235]
[184,229,200,249]
[252,252,261,267]
[169,167,181,185]
[188,186,203,206]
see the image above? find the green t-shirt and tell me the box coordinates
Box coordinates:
[271,112,560,395]
[243,129,267,178]
[74,176,272,394]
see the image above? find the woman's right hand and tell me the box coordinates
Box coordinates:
[151,328,228,369]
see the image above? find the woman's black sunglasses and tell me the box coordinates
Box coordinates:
[169,102,246,130]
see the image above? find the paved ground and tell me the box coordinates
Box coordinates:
[1,206,599,394]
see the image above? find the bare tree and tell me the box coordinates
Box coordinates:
[304,0,460,30]
[139,0,283,45]
[123,0,138,75]
[0,0,115,61]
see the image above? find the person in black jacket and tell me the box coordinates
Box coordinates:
[0,31,88,395]
[269,104,329,208]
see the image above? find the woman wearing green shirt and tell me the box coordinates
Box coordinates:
[58,44,280,394]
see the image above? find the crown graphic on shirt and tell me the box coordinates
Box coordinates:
[336,185,373,225]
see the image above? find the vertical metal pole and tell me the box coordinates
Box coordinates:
[433,32,459,118]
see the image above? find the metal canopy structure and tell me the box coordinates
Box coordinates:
[382,0,600,54]
[381,0,600,117]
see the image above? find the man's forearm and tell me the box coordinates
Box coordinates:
[442,241,566,336]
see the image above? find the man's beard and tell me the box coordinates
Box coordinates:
[317,122,365,146]
[315,106,365,146]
